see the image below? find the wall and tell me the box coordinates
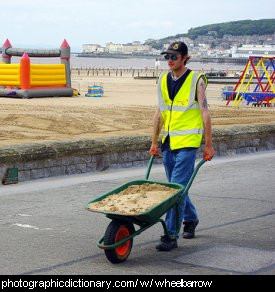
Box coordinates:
[0,124,274,184]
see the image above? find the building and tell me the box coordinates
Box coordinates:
[231,45,275,58]
[82,44,106,53]
[105,42,152,54]
[105,42,123,53]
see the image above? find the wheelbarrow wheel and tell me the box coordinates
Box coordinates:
[104,220,135,264]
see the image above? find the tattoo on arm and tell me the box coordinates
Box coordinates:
[197,78,207,105]
[202,97,208,109]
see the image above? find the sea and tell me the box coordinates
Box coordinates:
[11,55,245,71]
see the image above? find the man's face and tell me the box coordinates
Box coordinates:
[165,53,186,71]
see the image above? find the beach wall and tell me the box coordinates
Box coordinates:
[0,124,275,184]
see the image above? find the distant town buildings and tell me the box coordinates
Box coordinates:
[81,33,275,59]
[82,44,106,53]
[82,41,159,56]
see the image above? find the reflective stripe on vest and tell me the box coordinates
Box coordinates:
[163,128,203,136]
[158,71,206,150]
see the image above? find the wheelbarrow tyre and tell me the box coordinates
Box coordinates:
[104,220,135,264]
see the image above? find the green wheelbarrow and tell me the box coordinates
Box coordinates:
[85,155,208,264]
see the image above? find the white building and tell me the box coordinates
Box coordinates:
[82,42,153,55]
[106,42,124,53]
[106,42,151,54]
[82,44,105,53]
[231,45,275,58]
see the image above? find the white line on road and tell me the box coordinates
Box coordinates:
[12,223,53,231]
[17,214,32,217]
[12,224,39,230]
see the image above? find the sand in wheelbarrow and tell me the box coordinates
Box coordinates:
[88,183,177,215]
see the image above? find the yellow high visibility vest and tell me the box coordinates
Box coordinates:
[158,71,207,150]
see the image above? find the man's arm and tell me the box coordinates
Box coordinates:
[150,106,163,156]
[197,77,215,160]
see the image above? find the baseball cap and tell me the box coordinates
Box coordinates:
[161,41,188,55]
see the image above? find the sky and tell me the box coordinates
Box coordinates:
[0,0,274,52]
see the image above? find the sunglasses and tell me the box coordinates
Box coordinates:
[164,54,179,61]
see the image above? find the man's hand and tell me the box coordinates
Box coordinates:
[204,145,215,161]
[150,143,159,156]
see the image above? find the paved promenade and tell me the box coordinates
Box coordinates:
[0,151,274,275]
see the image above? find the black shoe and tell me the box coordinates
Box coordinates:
[182,220,199,239]
[156,235,178,251]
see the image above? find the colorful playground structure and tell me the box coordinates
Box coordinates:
[224,56,275,107]
[0,39,74,98]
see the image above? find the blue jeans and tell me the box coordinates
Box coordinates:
[162,145,198,238]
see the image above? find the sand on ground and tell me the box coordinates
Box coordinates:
[0,74,274,147]
[88,183,177,215]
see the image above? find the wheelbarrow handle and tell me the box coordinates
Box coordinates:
[145,155,155,180]
[145,154,210,180]
[182,158,207,196]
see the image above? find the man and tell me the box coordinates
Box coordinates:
[150,41,215,251]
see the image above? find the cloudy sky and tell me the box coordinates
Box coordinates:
[0,0,274,51]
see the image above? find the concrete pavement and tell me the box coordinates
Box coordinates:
[0,151,274,275]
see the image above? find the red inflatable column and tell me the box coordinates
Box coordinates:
[20,52,31,90]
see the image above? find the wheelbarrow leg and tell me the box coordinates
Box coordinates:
[159,204,180,240]
[159,219,176,240]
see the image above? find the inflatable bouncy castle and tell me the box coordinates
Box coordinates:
[0,39,74,98]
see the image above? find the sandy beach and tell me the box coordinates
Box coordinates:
[0,73,274,147]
